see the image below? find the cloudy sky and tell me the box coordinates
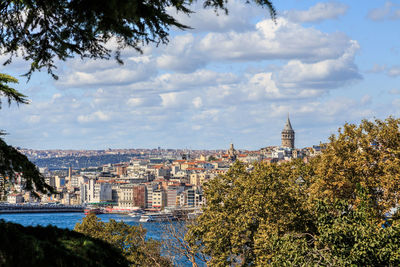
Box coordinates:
[1,0,400,150]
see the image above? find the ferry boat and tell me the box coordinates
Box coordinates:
[84,206,103,215]
[138,212,177,222]
[129,209,145,219]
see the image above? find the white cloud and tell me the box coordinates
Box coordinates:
[162,17,355,69]
[367,64,386,73]
[26,115,41,124]
[286,2,348,23]
[58,58,157,87]
[367,1,400,21]
[168,0,264,33]
[127,98,145,107]
[160,92,185,108]
[156,34,208,72]
[387,66,400,77]
[275,40,361,90]
[155,70,238,91]
[77,111,111,123]
[192,97,203,108]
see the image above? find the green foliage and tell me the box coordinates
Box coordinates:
[0,0,275,79]
[0,137,55,196]
[310,117,400,217]
[0,73,28,107]
[0,220,129,267]
[186,160,313,266]
[74,214,171,266]
[0,73,54,196]
[187,117,400,266]
[263,198,400,266]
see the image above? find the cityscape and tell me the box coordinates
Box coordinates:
[6,116,323,211]
[2,0,400,266]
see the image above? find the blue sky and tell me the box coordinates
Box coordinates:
[1,0,400,150]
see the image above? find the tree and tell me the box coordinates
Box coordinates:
[256,196,400,266]
[309,117,400,218]
[0,0,276,79]
[0,219,129,267]
[74,214,171,266]
[185,160,314,266]
[0,74,55,196]
[0,73,28,107]
[162,219,208,266]
[186,117,400,266]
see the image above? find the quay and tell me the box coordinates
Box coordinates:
[0,203,84,213]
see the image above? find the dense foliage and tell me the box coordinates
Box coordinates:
[74,214,171,266]
[0,73,27,108]
[187,117,400,266]
[0,219,129,267]
[0,74,55,196]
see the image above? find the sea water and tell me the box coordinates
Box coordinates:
[0,212,197,266]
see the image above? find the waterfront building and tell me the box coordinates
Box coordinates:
[152,188,166,209]
[118,184,134,208]
[146,183,156,208]
[81,179,112,203]
[133,185,147,208]
[166,185,184,208]
[7,193,24,204]
[93,181,112,203]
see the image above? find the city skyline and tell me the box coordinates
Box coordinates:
[1,0,399,150]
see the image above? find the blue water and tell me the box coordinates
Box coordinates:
[0,212,197,266]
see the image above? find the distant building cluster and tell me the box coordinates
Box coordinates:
[4,117,325,208]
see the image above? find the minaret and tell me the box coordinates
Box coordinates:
[281,115,295,149]
[227,143,237,161]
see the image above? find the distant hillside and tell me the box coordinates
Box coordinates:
[33,154,140,170]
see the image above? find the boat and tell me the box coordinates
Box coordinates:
[84,206,103,215]
[129,209,145,219]
[138,212,177,222]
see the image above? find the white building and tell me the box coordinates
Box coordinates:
[7,193,24,204]
[81,179,112,203]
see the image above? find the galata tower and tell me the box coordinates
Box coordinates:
[281,115,295,149]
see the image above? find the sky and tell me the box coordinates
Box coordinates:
[1,0,400,150]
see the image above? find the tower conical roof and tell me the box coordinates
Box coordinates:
[283,115,293,131]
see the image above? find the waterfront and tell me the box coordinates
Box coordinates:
[0,212,164,240]
[0,212,196,266]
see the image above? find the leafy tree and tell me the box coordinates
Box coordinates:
[309,117,400,218]
[0,74,55,196]
[74,214,171,266]
[0,0,276,79]
[258,196,400,266]
[187,117,400,266]
[0,73,28,107]
[0,219,129,267]
[186,160,314,266]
